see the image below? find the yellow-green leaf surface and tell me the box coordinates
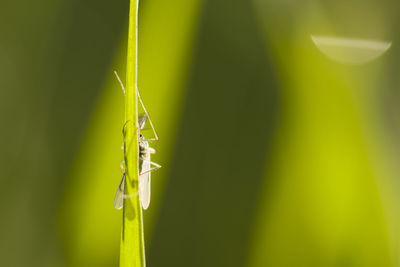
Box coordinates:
[119,0,143,266]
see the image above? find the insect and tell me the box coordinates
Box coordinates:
[113,71,161,210]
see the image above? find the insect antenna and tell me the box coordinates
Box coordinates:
[114,70,126,94]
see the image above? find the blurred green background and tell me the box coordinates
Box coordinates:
[1,0,400,266]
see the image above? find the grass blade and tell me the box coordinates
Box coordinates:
[119,0,145,266]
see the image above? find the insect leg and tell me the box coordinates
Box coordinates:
[117,174,139,198]
[141,147,156,154]
[139,157,161,175]
[136,88,159,141]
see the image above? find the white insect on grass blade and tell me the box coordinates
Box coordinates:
[113,71,161,210]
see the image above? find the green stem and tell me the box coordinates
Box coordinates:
[120,0,145,266]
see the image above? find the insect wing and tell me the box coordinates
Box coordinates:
[114,174,126,209]
[138,114,148,130]
[139,154,151,210]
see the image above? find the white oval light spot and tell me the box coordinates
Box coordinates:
[311,35,392,65]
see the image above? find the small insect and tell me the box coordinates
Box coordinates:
[113,71,161,210]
